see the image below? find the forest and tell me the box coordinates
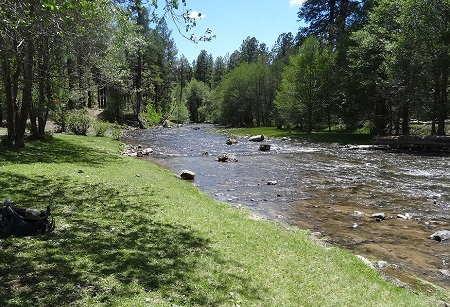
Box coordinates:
[1,0,450,147]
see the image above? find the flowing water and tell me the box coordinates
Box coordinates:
[123,124,450,291]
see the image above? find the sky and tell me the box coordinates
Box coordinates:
[166,0,307,63]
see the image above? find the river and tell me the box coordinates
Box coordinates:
[122,124,450,291]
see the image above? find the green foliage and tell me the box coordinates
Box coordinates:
[92,120,110,137]
[66,109,91,135]
[217,61,275,127]
[275,37,331,133]
[185,79,212,123]
[193,50,213,87]
[142,103,163,126]
[50,102,68,133]
[109,124,125,140]
[172,100,190,123]
[169,87,190,123]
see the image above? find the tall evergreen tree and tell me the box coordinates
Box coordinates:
[193,50,213,87]
[212,56,226,88]
[240,36,260,64]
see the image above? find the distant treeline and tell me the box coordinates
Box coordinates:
[1,0,449,147]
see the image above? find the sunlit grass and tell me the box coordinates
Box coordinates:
[0,134,445,306]
[222,126,374,145]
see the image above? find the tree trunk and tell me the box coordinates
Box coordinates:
[15,34,34,147]
[67,58,76,109]
[401,104,409,135]
[1,52,15,142]
[437,60,448,136]
[136,50,144,128]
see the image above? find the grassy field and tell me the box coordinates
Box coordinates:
[221,126,374,145]
[0,133,446,306]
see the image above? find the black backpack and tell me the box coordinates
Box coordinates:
[0,199,55,236]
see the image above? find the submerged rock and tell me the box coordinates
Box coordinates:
[226,137,238,145]
[372,212,386,221]
[397,213,413,220]
[259,144,271,151]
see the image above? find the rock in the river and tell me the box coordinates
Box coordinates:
[372,212,385,221]
[259,144,271,151]
[430,230,450,242]
[180,170,195,180]
[226,137,238,145]
[397,213,413,220]
[248,135,265,142]
[353,211,365,217]
[217,153,238,162]
[439,269,450,277]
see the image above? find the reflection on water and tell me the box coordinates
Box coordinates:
[123,124,450,291]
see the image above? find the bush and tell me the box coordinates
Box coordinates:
[141,104,163,127]
[66,109,91,135]
[171,101,190,124]
[109,124,124,141]
[92,120,110,137]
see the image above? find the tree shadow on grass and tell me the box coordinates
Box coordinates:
[0,172,262,306]
[0,137,122,166]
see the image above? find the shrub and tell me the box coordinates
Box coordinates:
[141,104,163,127]
[92,120,110,137]
[109,124,124,141]
[66,109,91,135]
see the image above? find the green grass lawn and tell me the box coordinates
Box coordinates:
[0,134,446,306]
[222,126,374,145]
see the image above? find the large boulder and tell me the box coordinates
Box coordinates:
[249,135,264,142]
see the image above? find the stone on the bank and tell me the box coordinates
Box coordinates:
[376,261,388,268]
[356,255,374,268]
[310,231,323,238]
[430,230,450,242]
[180,170,195,180]
[121,144,153,157]
[248,135,265,142]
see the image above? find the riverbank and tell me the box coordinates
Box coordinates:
[0,134,447,306]
[222,126,374,145]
